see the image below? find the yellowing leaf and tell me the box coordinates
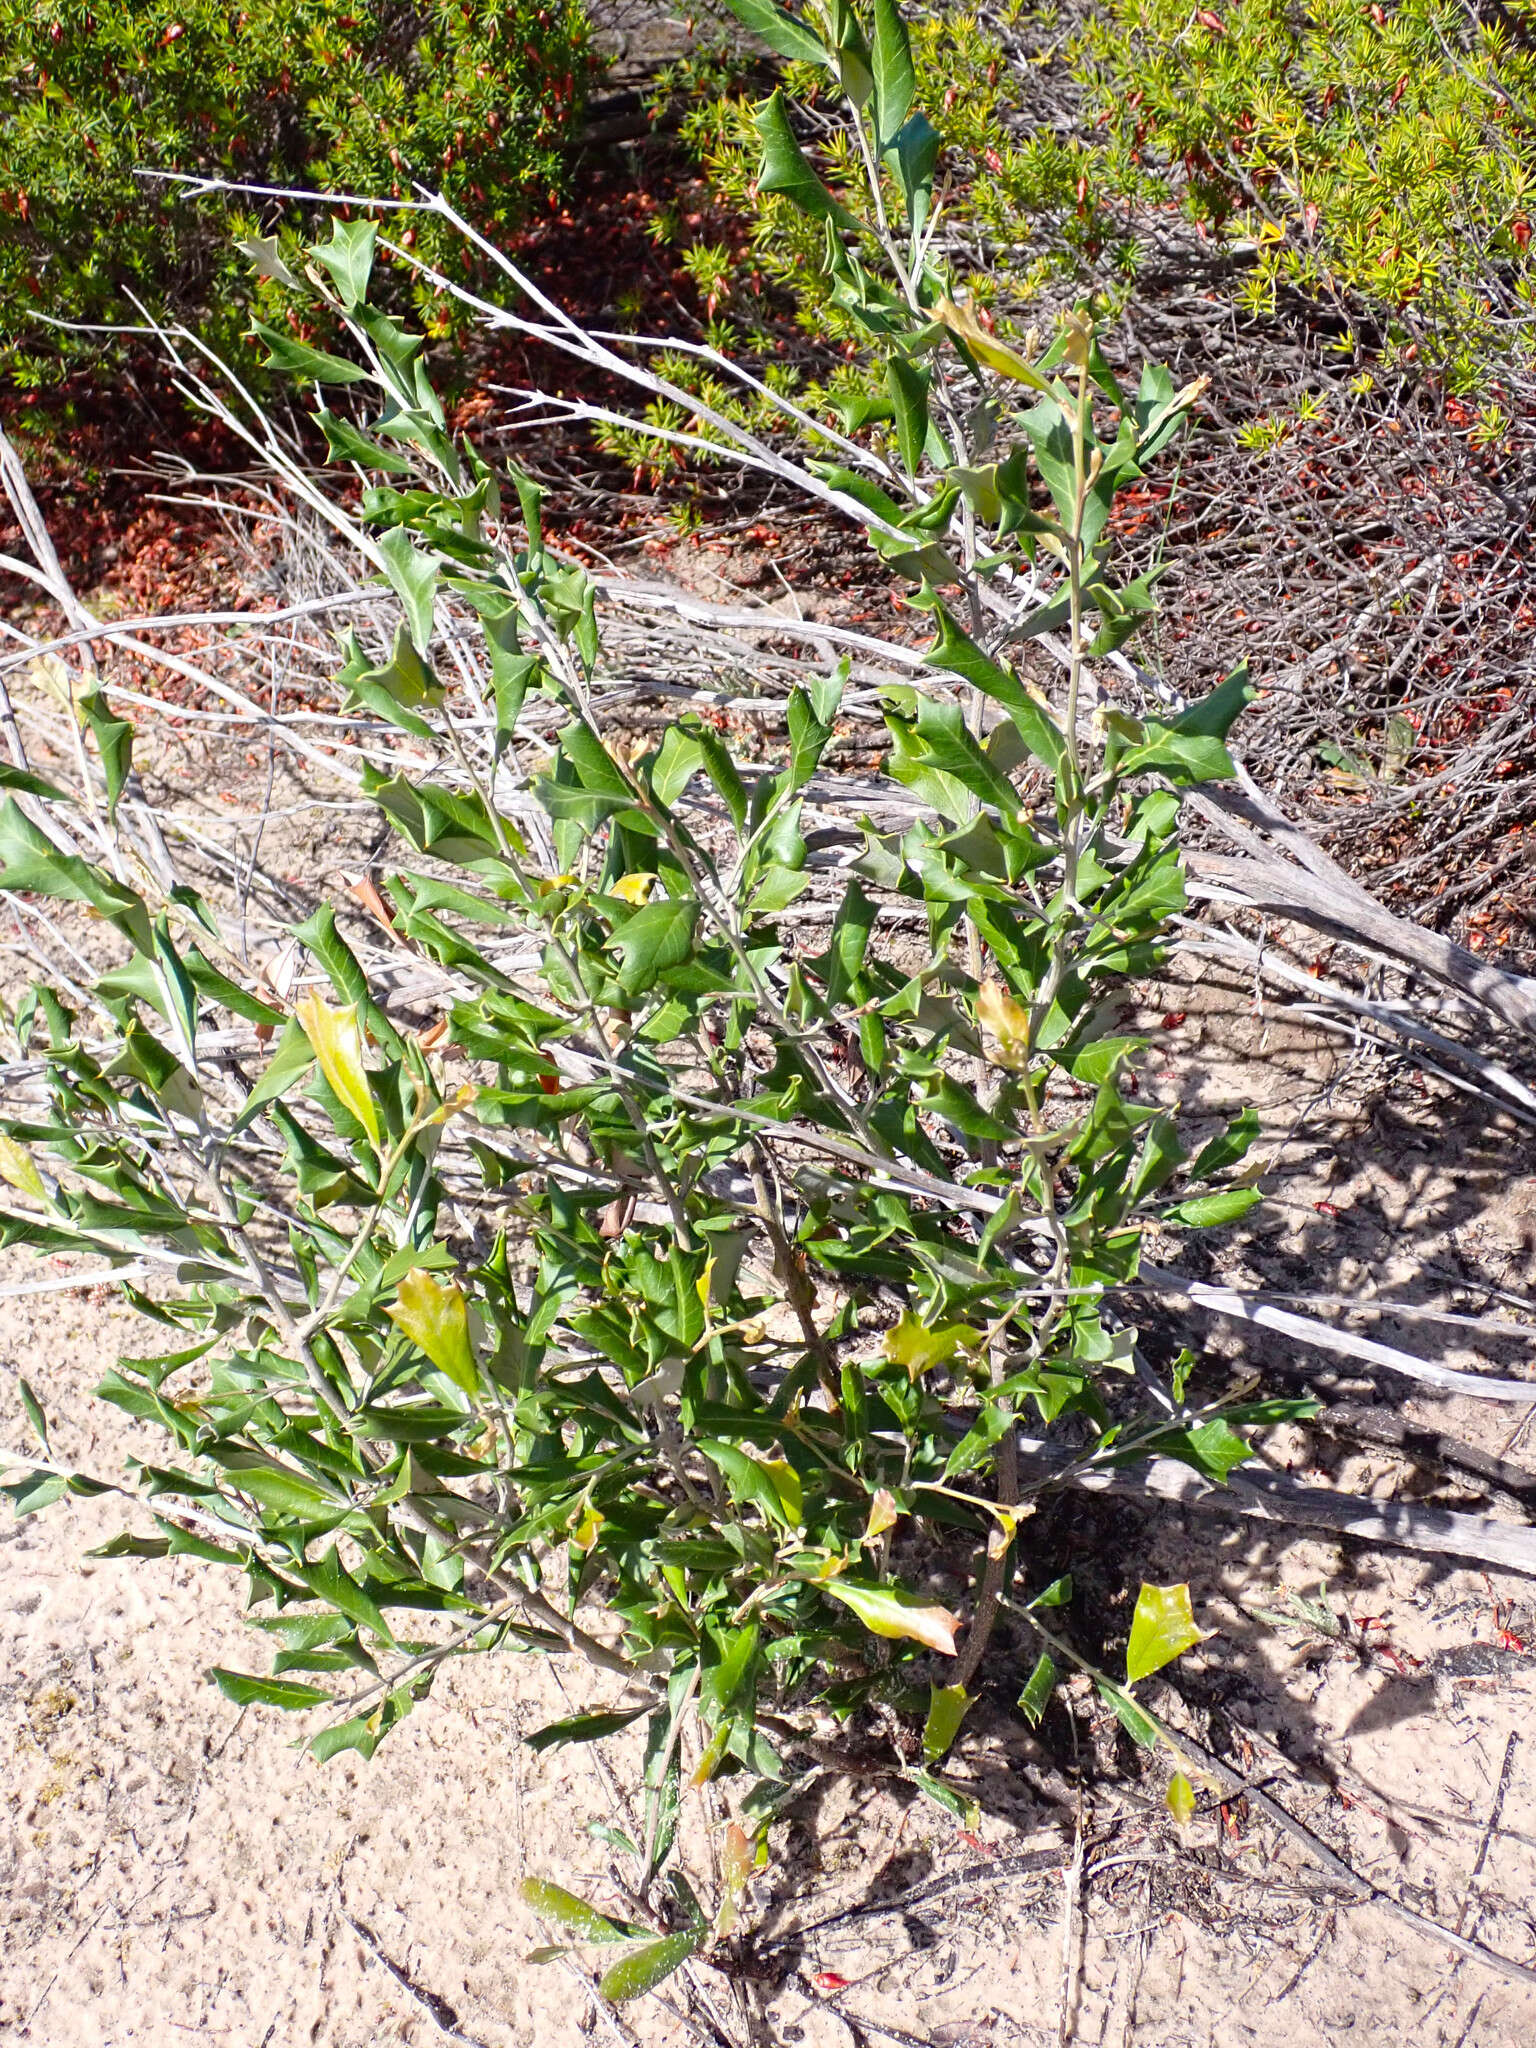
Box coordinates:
[977,979,1031,1070]
[27,652,78,711]
[570,1503,605,1553]
[864,1488,901,1542]
[934,296,1050,391]
[1125,1581,1205,1686]
[823,1577,960,1655]
[388,1268,479,1396]
[690,1720,732,1791]
[884,1311,982,1379]
[0,1132,45,1203]
[609,872,657,905]
[1166,1771,1197,1826]
[295,991,380,1148]
[1058,307,1093,369]
[714,1823,752,1937]
[759,1456,804,1529]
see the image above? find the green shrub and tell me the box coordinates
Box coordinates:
[1078,0,1536,385]
[0,0,591,389]
[0,1,1288,1992]
[673,0,1536,391]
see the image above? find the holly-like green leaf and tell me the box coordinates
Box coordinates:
[1162,1187,1263,1229]
[337,621,443,740]
[376,524,441,656]
[250,321,368,385]
[701,1441,803,1530]
[316,407,414,474]
[207,1668,332,1711]
[885,354,930,476]
[755,91,863,232]
[233,1014,317,1133]
[886,111,941,236]
[313,219,378,309]
[871,0,915,149]
[1190,1107,1260,1181]
[1125,1581,1203,1686]
[608,897,697,999]
[525,1707,650,1753]
[1018,1652,1056,1726]
[924,606,1065,771]
[78,689,133,820]
[1172,664,1255,741]
[717,0,828,63]
[703,1622,760,1719]
[295,1545,396,1647]
[1115,726,1235,784]
[1095,1676,1160,1748]
[905,1768,980,1828]
[1151,1418,1252,1484]
[2,1470,67,1517]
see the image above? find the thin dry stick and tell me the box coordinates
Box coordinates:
[338,1906,496,2048]
[1457,1733,1519,1938]
[1165,1723,1536,1993]
[1056,1808,1086,2047]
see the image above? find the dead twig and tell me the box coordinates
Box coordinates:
[1458,1732,1519,1937]
[1161,1724,1536,1992]
[1316,1405,1536,1515]
[339,1907,497,2048]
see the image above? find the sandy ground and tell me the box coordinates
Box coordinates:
[7,956,1536,2048]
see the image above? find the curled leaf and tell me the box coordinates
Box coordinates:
[1018,1651,1056,1727]
[610,871,657,905]
[717,1824,752,1940]
[933,296,1050,391]
[977,980,1031,1069]
[923,1682,972,1761]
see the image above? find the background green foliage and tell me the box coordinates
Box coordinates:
[0,0,591,388]
[669,0,1536,389]
[1081,0,1536,385]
